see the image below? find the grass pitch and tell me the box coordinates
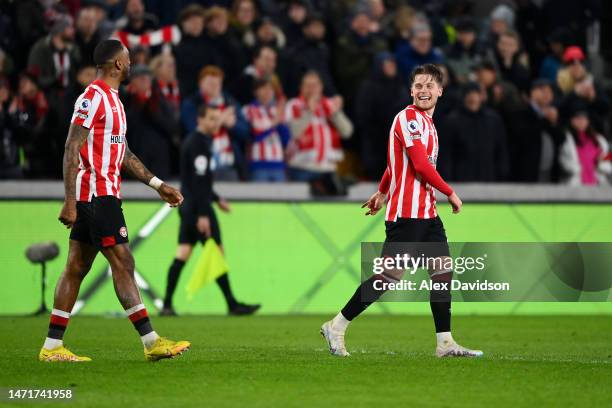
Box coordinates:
[1,315,610,407]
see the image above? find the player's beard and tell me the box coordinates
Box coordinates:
[120,66,130,83]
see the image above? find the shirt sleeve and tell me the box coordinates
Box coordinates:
[395,109,423,148]
[406,142,453,196]
[378,168,390,194]
[71,89,102,129]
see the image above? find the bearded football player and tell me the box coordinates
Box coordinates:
[39,39,190,362]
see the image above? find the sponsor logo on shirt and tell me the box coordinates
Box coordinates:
[110,135,125,144]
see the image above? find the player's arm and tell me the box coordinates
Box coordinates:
[123,143,183,207]
[58,124,90,228]
[406,141,462,213]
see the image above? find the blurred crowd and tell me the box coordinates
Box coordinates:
[0,0,611,187]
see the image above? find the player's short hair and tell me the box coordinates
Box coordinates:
[93,39,124,68]
[410,64,444,86]
[198,65,224,82]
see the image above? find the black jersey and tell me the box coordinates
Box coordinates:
[180,131,219,217]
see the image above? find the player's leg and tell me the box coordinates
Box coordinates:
[321,219,420,356]
[102,243,190,360]
[94,196,188,360]
[426,217,482,357]
[39,239,98,362]
[161,243,194,315]
[210,207,260,316]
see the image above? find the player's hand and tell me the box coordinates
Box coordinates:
[158,183,184,207]
[448,192,462,214]
[361,191,386,216]
[217,198,231,213]
[58,201,77,228]
[197,216,211,237]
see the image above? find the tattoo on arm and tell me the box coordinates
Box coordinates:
[123,143,155,185]
[63,124,90,202]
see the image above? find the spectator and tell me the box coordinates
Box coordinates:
[281,0,309,47]
[285,71,353,181]
[150,53,180,118]
[395,22,443,83]
[242,79,290,182]
[115,0,158,35]
[354,52,409,180]
[245,17,287,51]
[230,45,283,105]
[124,65,177,180]
[557,46,610,133]
[181,65,249,180]
[7,71,49,177]
[438,82,509,182]
[559,107,611,186]
[206,6,247,84]
[129,44,150,65]
[367,0,394,39]
[508,79,565,182]
[539,28,570,83]
[481,3,515,51]
[174,4,220,98]
[229,0,258,45]
[81,0,115,39]
[556,46,588,94]
[13,0,47,70]
[473,60,523,122]
[490,30,530,93]
[74,7,102,67]
[27,15,80,94]
[285,13,336,97]
[0,76,21,178]
[559,76,611,137]
[445,17,482,84]
[333,8,387,116]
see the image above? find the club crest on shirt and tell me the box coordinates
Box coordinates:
[407,119,419,134]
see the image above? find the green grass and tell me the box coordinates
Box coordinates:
[1,315,610,407]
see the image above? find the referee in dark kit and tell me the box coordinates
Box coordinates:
[161,104,260,316]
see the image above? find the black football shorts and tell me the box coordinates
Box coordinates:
[381,216,450,259]
[178,206,222,246]
[69,195,129,249]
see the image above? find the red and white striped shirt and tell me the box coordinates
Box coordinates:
[71,79,127,202]
[379,105,452,221]
[284,96,343,172]
[242,102,284,163]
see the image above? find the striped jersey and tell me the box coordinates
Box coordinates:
[242,102,285,163]
[284,97,343,171]
[385,105,441,221]
[71,79,127,202]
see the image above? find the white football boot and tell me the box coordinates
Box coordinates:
[436,341,483,358]
[320,321,350,357]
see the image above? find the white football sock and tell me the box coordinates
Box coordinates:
[331,312,350,333]
[141,331,160,348]
[43,337,63,350]
[436,331,454,346]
